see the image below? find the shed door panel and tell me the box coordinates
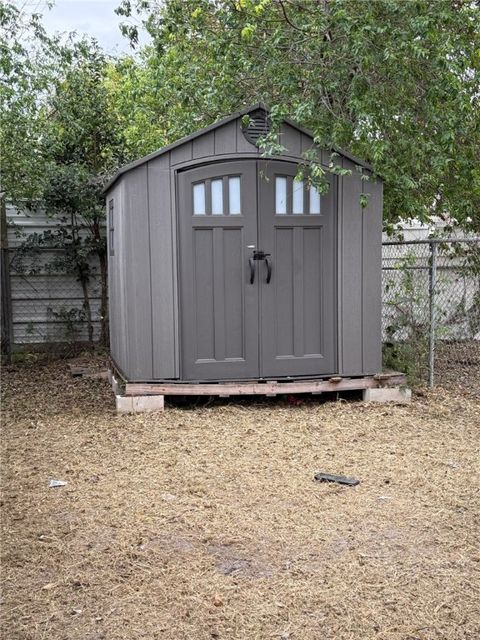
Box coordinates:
[258,161,336,377]
[178,161,258,380]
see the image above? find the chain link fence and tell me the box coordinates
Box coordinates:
[1,204,106,357]
[382,238,480,390]
[1,246,104,355]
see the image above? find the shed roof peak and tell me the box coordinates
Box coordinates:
[104,103,373,193]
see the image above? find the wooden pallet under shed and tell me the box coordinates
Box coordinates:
[109,369,410,413]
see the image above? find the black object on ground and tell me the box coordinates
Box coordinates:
[314,472,360,486]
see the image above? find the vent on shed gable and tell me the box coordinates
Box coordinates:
[241,109,271,146]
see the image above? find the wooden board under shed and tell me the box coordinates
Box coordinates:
[123,371,407,397]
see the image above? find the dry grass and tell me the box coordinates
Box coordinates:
[1,358,480,640]
[435,342,480,399]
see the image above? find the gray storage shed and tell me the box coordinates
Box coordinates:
[105,104,383,384]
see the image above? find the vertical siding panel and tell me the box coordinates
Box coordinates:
[108,179,129,376]
[117,180,129,375]
[362,178,383,373]
[275,228,295,356]
[123,166,153,380]
[281,123,301,157]
[193,131,215,159]
[340,160,363,375]
[148,153,177,378]
[336,172,344,374]
[169,165,180,377]
[213,227,226,361]
[301,133,313,154]
[107,183,119,368]
[170,141,193,165]
[214,121,237,155]
[293,227,304,356]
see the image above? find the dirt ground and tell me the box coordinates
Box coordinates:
[1,358,480,640]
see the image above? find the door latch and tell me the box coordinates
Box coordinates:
[252,250,270,260]
[250,250,272,284]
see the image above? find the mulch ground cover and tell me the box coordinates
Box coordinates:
[1,357,479,639]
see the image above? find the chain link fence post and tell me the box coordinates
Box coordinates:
[1,200,13,362]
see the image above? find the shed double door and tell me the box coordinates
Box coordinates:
[178,160,336,381]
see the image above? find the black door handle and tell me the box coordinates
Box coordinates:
[265,255,272,283]
[249,250,271,284]
[249,257,255,284]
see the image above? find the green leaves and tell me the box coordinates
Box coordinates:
[359,193,370,209]
[240,24,255,41]
[2,0,479,233]
[111,0,479,229]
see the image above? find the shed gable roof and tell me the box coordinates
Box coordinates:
[104,103,373,192]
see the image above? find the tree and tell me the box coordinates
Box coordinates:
[0,1,60,201]
[1,3,122,345]
[115,0,480,232]
[40,42,123,344]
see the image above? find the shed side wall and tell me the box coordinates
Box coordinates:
[338,160,382,375]
[108,180,129,373]
[361,178,383,373]
[122,165,153,380]
[339,162,363,374]
[148,152,178,379]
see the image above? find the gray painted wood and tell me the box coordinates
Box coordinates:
[106,188,118,365]
[108,180,129,375]
[258,161,336,377]
[361,178,383,373]
[301,133,314,155]
[148,153,177,379]
[170,141,193,166]
[123,166,153,380]
[321,149,330,166]
[169,166,180,377]
[117,180,128,373]
[178,161,259,380]
[339,159,364,375]
[214,121,237,155]
[336,170,344,375]
[193,132,215,159]
[281,123,302,156]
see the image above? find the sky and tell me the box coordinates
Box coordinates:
[15,0,148,54]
